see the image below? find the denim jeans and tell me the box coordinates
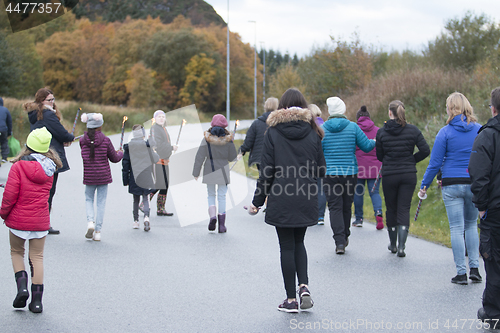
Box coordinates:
[353,178,382,220]
[207,184,228,214]
[441,184,480,275]
[85,184,108,232]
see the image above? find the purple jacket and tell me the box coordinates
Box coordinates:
[355,116,382,179]
[80,131,123,185]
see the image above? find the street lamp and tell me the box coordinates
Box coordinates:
[260,41,265,106]
[226,0,230,122]
[248,20,257,119]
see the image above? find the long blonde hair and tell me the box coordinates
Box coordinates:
[10,147,63,169]
[389,100,406,126]
[446,92,477,125]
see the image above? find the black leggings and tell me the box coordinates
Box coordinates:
[48,173,59,212]
[275,227,308,299]
[382,173,417,228]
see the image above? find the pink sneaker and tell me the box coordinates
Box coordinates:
[376,215,384,230]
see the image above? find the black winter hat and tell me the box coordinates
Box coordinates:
[356,105,370,120]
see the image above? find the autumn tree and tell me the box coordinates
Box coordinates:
[124,62,158,108]
[298,34,372,105]
[268,64,307,101]
[178,53,220,111]
[37,30,83,100]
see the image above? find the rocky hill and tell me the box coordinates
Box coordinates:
[73,0,225,26]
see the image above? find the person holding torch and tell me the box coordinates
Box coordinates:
[149,110,177,216]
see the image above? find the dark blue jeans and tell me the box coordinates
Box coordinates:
[353,178,382,220]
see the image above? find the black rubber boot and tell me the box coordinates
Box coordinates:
[29,284,44,313]
[218,214,227,233]
[397,225,409,257]
[388,227,397,253]
[13,271,29,308]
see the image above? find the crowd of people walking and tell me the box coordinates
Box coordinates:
[0,85,499,327]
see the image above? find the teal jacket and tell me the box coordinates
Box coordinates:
[322,116,375,176]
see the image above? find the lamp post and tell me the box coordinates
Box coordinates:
[260,41,265,105]
[249,20,257,119]
[226,0,230,122]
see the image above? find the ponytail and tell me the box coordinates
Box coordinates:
[389,100,406,126]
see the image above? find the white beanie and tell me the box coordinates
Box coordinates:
[327,97,346,116]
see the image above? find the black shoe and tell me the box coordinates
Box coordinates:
[157,211,174,216]
[335,244,345,255]
[469,268,482,283]
[478,307,500,329]
[451,273,468,285]
[277,299,298,313]
[48,227,60,235]
[298,286,313,310]
[352,218,363,227]
[28,284,43,313]
[13,271,29,308]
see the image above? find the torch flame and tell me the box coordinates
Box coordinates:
[236,120,240,126]
[122,116,128,124]
[182,119,187,126]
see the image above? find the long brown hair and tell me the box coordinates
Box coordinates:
[10,147,63,169]
[33,87,63,121]
[388,100,407,126]
[87,128,99,160]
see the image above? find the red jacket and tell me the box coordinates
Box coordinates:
[0,160,53,231]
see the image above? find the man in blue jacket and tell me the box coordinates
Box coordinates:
[0,97,13,163]
[469,87,500,328]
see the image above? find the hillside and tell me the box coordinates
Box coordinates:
[73,0,225,26]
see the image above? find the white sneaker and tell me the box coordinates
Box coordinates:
[144,216,150,232]
[93,231,101,241]
[133,221,140,229]
[85,221,95,239]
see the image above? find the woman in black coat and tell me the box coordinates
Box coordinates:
[25,87,74,234]
[122,125,159,231]
[249,88,326,313]
[376,100,430,257]
[149,110,177,216]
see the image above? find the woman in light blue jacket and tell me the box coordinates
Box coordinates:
[322,97,375,254]
[419,92,482,285]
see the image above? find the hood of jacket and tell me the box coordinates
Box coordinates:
[258,111,272,123]
[479,114,500,134]
[18,156,54,184]
[25,102,39,125]
[323,116,350,133]
[81,130,105,147]
[357,116,375,132]
[266,107,313,140]
[383,119,405,135]
[0,97,3,106]
[204,130,234,146]
[449,115,477,132]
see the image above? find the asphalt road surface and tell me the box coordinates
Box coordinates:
[0,120,490,332]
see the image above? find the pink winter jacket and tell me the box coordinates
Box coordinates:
[0,160,53,231]
[355,116,382,179]
[80,131,123,185]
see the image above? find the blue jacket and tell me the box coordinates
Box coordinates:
[421,115,481,189]
[0,97,12,135]
[322,116,375,176]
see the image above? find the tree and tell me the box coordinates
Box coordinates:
[178,53,220,111]
[124,62,158,108]
[426,12,500,71]
[269,64,306,101]
[298,34,372,105]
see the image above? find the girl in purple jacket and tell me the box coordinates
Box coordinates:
[353,106,383,230]
[80,113,123,241]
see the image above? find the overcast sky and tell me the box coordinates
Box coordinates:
[206,0,500,58]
